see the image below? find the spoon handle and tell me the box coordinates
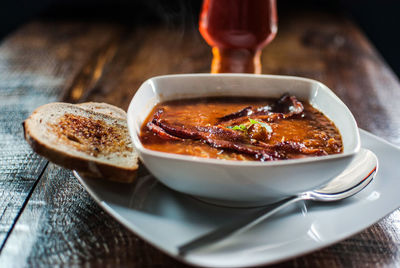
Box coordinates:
[178,195,302,256]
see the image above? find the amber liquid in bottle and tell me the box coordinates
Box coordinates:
[199,0,277,74]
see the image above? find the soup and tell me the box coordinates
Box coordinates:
[140,94,342,161]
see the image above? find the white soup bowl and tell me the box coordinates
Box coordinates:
[127,74,360,206]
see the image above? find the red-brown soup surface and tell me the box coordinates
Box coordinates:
[140,95,343,161]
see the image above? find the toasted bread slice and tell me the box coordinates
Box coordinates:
[24,102,138,182]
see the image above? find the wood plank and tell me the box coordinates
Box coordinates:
[0,23,209,267]
[0,21,121,247]
[73,26,210,109]
[1,10,400,267]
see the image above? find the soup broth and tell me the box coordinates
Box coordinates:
[140,95,342,161]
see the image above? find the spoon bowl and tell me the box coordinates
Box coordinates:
[179,148,378,256]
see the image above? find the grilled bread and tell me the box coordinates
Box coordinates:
[24,102,138,182]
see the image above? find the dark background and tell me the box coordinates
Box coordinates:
[1,0,399,78]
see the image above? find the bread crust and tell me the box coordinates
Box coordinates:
[24,102,137,183]
[77,102,127,119]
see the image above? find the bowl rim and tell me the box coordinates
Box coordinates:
[127,73,361,167]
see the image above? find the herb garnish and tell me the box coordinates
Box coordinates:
[228,118,273,133]
[248,118,273,133]
[227,124,247,131]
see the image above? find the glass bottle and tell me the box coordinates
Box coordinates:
[199,0,277,74]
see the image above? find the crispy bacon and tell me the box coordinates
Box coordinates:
[271,94,304,115]
[204,138,284,161]
[153,109,246,141]
[217,94,304,124]
[152,111,202,140]
[255,140,328,156]
[146,122,183,141]
[153,121,284,160]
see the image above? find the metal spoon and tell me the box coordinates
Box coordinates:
[178,148,378,256]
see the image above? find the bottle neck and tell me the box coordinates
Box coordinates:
[211,47,262,74]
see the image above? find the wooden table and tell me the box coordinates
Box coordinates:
[1,9,400,267]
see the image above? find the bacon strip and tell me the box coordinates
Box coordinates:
[265,94,304,117]
[217,94,304,124]
[204,138,284,161]
[255,140,328,156]
[146,122,183,141]
[153,109,246,141]
[154,121,284,160]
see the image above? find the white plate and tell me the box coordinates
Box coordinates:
[74,129,400,267]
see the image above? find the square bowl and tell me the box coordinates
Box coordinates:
[127,74,361,206]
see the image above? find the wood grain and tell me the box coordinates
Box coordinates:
[75,26,210,109]
[0,10,400,267]
[0,21,120,247]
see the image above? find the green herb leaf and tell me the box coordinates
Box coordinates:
[228,124,247,131]
[227,118,272,133]
[248,118,273,133]
[248,118,258,125]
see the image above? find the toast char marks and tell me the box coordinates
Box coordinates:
[50,113,132,157]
